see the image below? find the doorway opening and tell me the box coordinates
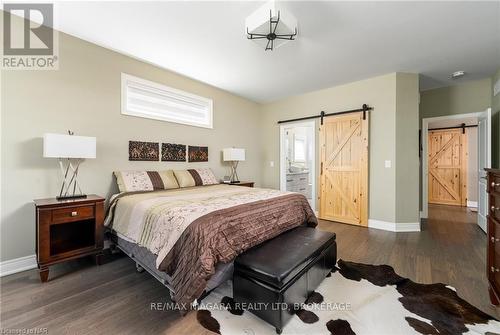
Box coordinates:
[427,120,475,207]
[280,121,315,210]
[422,109,491,233]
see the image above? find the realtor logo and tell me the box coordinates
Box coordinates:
[2,3,58,70]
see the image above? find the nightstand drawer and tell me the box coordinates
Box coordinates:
[52,205,94,223]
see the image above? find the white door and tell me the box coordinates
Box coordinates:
[478,108,492,233]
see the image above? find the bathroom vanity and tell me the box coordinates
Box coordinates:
[286,171,310,197]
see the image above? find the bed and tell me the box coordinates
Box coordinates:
[104,183,317,309]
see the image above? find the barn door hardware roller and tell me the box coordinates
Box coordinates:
[428,122,478,133]
[277,104,373,125]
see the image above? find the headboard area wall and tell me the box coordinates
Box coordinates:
[1,30,263,262]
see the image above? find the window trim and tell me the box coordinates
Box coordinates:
[121,73,214,129]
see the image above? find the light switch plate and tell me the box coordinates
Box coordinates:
[270,161,274,167]
[385,160,391,168]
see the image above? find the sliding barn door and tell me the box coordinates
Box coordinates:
[428,129,467,206]
[319,112,368,226]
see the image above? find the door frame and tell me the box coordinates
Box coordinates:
[279,120,316,210]
[421,110,490,219]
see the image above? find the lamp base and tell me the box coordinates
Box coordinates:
[56,194,87,201]
[229,161,240,184]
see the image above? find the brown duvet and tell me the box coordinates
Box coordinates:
[161,193,317,309]
[105,185,317,310]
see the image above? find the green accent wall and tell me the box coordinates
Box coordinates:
[395,73,420,223]
[261,73,420,225]
[492,68,500,168]
[420,78,492,120]
[419,78,497,166]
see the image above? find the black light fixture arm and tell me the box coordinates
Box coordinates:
[246,10,298,51]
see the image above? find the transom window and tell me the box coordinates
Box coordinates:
[121,73,213,129]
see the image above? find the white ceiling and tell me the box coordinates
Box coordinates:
[54,1,500,103]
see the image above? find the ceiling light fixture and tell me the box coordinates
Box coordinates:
[451,70,466,79]
[245,1,298,51]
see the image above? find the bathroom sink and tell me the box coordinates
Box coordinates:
[287,168,309,174]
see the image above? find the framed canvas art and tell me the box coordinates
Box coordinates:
[188,146,208,162]
[162,143,186,161]
[129,141,159,161]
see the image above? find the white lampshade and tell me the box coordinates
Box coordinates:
[223,148,245,161]
[43,133,96,159]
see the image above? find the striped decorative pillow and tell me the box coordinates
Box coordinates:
[114,170,179,193]
[173,169,219,188]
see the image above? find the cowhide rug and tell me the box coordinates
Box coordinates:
[196,260,500,335]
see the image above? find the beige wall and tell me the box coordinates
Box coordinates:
[492,68,500,168]
[260,73,420,224]
[0,14,423,263]
[395,73,420,223]
[0,32,263,262]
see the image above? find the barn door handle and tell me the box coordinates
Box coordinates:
[492,182,500,187]
[491,237,500,243]
[492,206,499,212]
[491,266,500,273]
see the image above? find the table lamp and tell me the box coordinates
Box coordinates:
[223,148,245,183]
[43,132,96,200]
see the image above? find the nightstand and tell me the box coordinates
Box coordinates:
[226,181,254,188]
[34,195,105,282]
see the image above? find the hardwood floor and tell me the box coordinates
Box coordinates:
[0,204,496,334]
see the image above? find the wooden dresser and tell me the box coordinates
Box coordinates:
[487,168,500,305]
[34,195,105,282]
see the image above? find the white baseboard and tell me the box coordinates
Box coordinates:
[467,200,478,208]
[368,219,421,232]
[0,254,37,277]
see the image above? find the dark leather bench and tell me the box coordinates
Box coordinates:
[233,226,336,334]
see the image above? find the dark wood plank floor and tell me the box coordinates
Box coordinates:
[1,204,496,334]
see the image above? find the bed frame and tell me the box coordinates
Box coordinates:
[107,230,234,301]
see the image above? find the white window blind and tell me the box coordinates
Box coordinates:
[294,137,306,162]
[121,73,213,128]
